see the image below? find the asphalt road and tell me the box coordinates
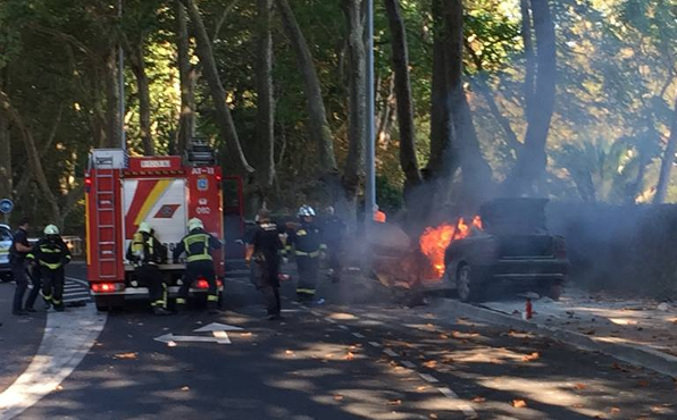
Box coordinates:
[3,264,676,419]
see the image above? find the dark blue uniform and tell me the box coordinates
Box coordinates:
[249,221,284,317]
[287,222,325,300]
[27,236,71,311]
[173,228,222,310]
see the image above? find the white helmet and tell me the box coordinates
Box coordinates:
[138,222,152,234]
[44,224,59,235]
[298,205,316,218]
[188,217,204,231]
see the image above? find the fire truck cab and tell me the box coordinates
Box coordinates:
[85,146,227,311]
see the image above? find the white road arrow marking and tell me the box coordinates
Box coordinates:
[154,333,230,345]
[193,322,244,333]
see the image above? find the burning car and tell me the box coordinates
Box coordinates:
[426,198,569,302]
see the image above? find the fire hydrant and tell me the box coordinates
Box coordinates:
[524,298,533,320]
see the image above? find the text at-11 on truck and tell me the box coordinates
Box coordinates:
[84,148,226,311]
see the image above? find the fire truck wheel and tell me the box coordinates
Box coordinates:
[456,264,482,302]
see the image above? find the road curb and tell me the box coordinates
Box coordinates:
[431,298,677,378]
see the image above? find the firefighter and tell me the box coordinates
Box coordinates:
[286,205,325,302]
[26,224,71,312]
[10,218,33,316]
[246,209,284,320]
[173,217,222,313]
[321,206,346,283]
[125,222,171,316]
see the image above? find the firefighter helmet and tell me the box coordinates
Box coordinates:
[188,217,204,231]
[298,205,316,218]
[138,222,152,234]
[44,224,59,235]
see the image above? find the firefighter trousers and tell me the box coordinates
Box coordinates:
[135,264,167,309]
[24,266,42,310]
[178,261,218,309]
[296,255,319,299]
[41,266,65,310]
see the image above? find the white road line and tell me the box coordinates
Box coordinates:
[337,325,349,330]
[310,310,321,317]
[419,373,439,383]
[368,341,381,348]
[325,318,337,324]
[401,360,416,369]
[0,304,107,419]
[351,332,365,339]
[436,387,477,417]
[383,348,398,357]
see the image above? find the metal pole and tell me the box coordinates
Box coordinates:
[365,0,376,226]
[118,0,126,153]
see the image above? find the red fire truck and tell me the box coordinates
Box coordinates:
[85,148,227,311]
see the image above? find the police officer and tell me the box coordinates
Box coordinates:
[246,209,284,320]
[9,218,33,316]
[321,206,346,283]
[286,205,325,302]
[126,222,170,316]
[27,224,71,312]
[173,217,222,313]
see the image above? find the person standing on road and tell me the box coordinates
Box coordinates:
[286,205,325,302]
[27,224,71,312]
[9,218,33,316]
[173,217,222,314]
[320,206,345,283]
[126,222,170,316]
[246,209,285,320]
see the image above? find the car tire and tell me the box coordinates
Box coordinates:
[545,282,563,301]
[456,264,482,302]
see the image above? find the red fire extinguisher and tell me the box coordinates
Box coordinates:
[525,298,533,320]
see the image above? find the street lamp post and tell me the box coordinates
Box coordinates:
[365,0,376,226]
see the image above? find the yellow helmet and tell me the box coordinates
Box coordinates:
[188,217,204,231]
[138,222,152,234]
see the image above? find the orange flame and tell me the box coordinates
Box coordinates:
[419,216,483,279]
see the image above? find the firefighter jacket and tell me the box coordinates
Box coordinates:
[287,222,325,258]
[126,232,166,267]
[173,228,222,264]
[27,236,71,270]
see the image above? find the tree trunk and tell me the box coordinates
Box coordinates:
[443,0,493,204]
[104,47,122,149]
[427,0,457,180]
[254,0,275,196]
[274,0,338,173]
[129,42,154,155]
[654,96,677,204]
[384,0,421,189]
[504,0,556,195]
[0,69,11,202]
[341,0,366,208]
[176,0,195,154]
[520,0,536,126]
[180,0,254,174]
[0,90,61,222]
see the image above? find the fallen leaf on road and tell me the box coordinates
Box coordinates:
[55,385,63,391]
[611,362,629,372]
[439,334,449,339]
[423,360,437,368]
[637,380,649,387]
[522,352,540,362]
[181,386,190,392]
[416,386,428,391]
[608,407,621,414]
[387,399,402,406]
[345,352,355,360]
[334,394,344,401]
[472,396,486,403]
[240,332,253,337]
[572,403,585,408]
[285,350,294,356]
[429,414,438,419]
[512,399,527,408]
[113,352,138,360]
[574,383,587,390]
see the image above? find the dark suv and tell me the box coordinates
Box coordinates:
[444,198,569,302]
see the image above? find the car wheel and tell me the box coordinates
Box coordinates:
[546,282,563,301]
[456,264,477,302]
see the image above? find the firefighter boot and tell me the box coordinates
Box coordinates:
[153,306,172,316]
[175,297,187,313]
[207,294,222,315]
